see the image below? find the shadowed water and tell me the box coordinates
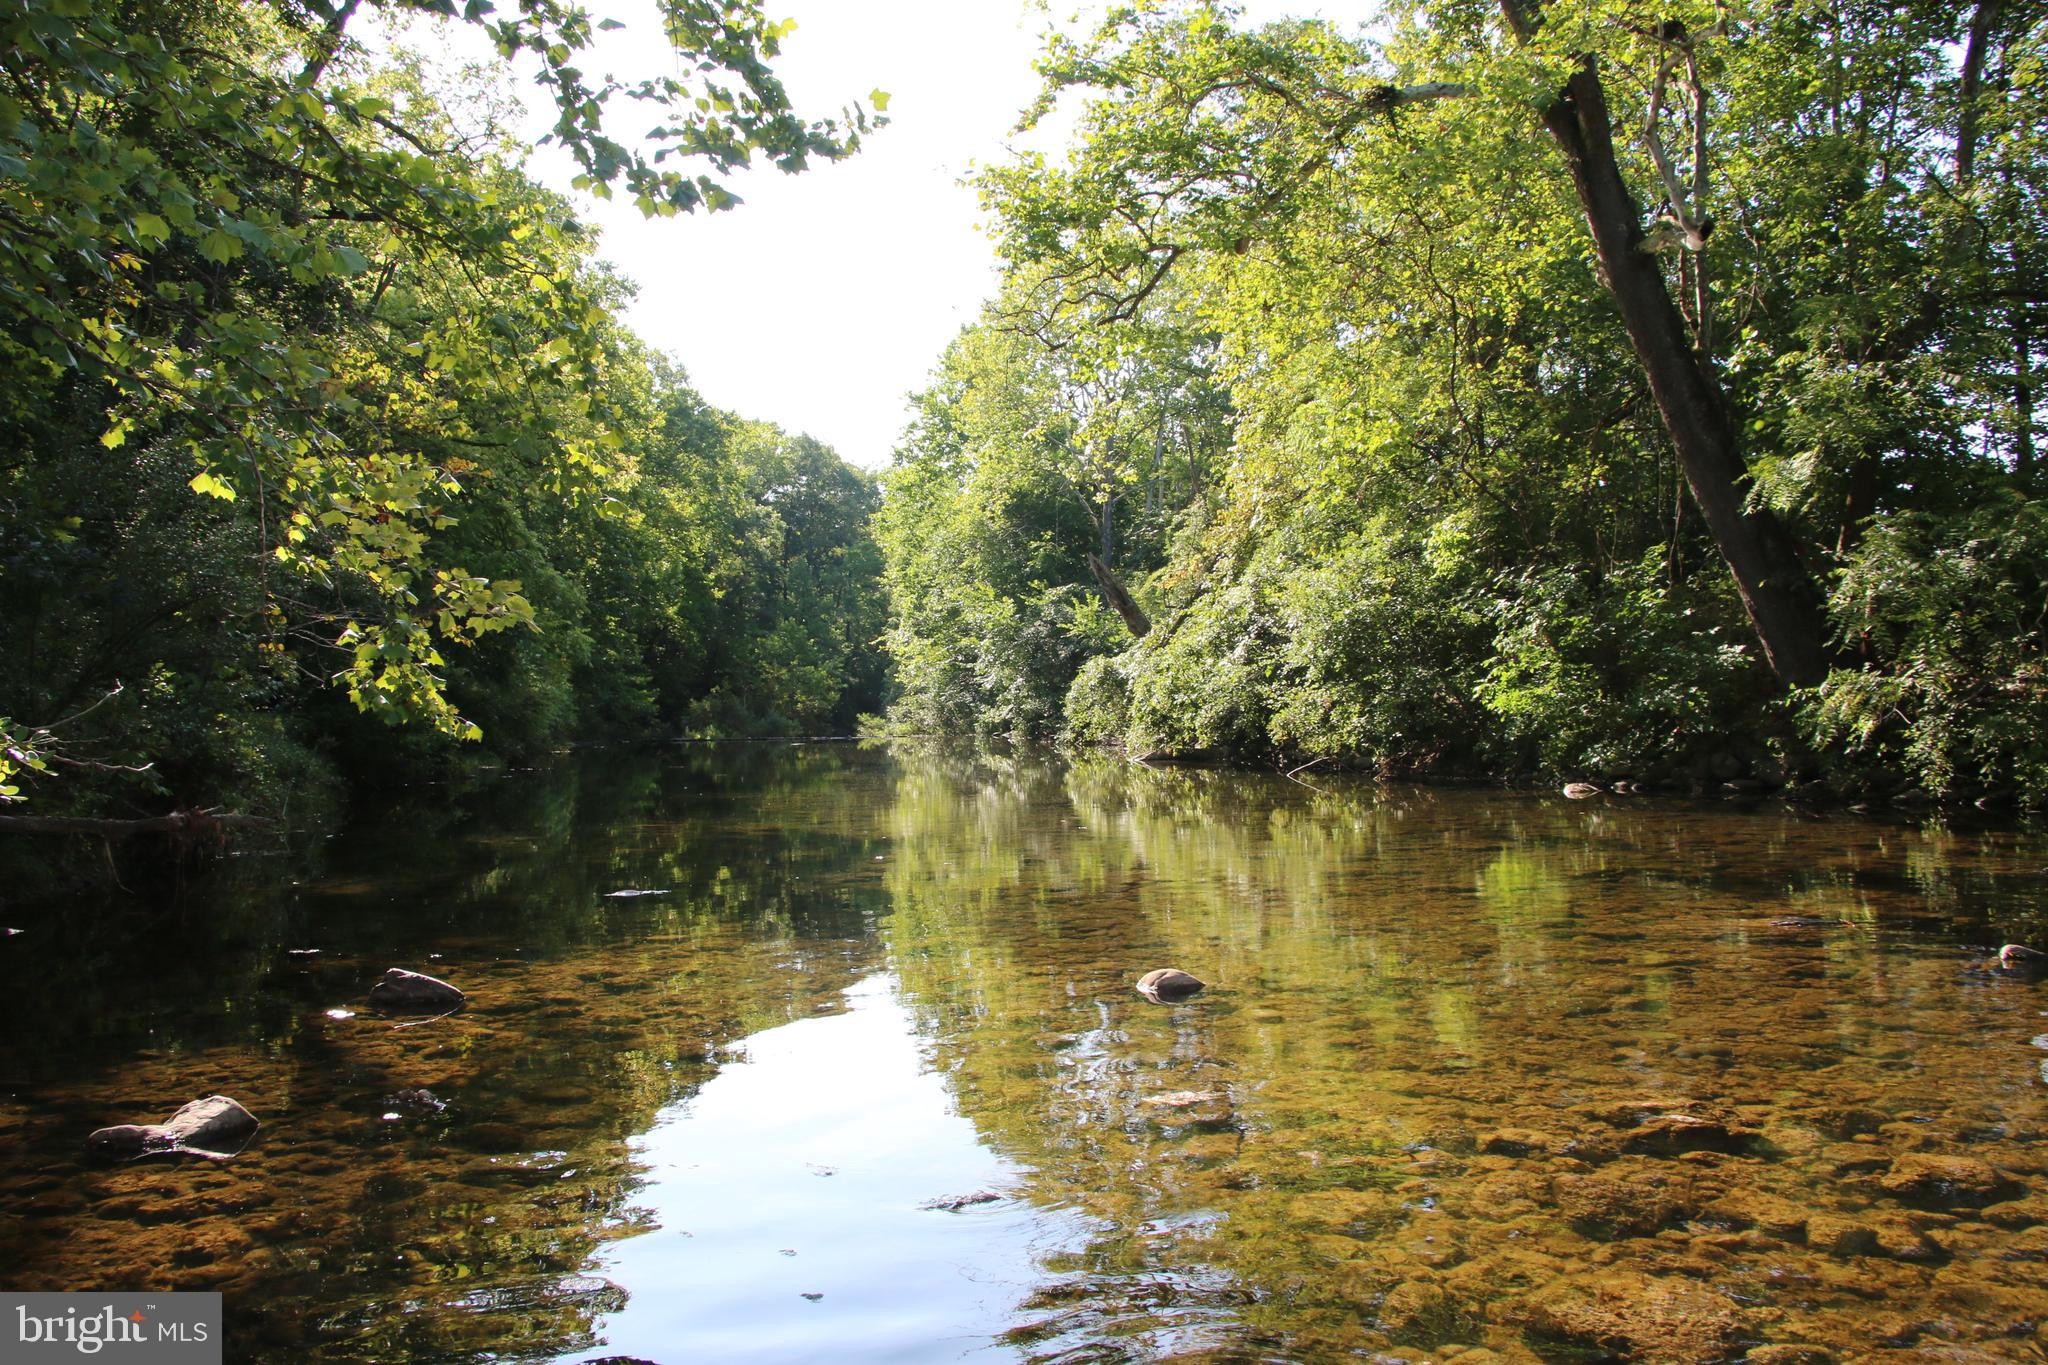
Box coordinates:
[1,744,2045,1363]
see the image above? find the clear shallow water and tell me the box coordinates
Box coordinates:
[1,744,2046,1363]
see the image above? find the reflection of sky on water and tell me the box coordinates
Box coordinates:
[580,974,1078,1364]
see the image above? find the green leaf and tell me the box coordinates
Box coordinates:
[197,229,244,264]
[189,471,237,500]
[869,88,891,113]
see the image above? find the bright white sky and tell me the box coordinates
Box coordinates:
[383,1,1338,469]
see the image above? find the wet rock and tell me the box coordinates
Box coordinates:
[1866,1211,1946,1262]
[1879,1154,2018,1208]
[385,1088,446,1115]
[1982,1195,2048,1228]
[1996,944,2048,979]
[1821,1142,1893,1176]
[1141,1089,1228,1109]
[367,968,465,1013]
[1562,782,1601,799]
[1807,1214,1880,1258]
[1288,1189,1405,1235]
[1134,968,1205,1003]
[1554,1172,1685,1238]
[1701,1189,1810,1243]
[1378,1281,1465,1342]
[1744,1347,1835,1365]
[1515,1271,1745,1363]
[921,1191,1004,1211]
[86,1095,259,1161]
[1478,1128,1564,1158]
[1620,1113,1757,1156]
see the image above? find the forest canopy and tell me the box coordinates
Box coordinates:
[873,0,2047,806]
[0,0,886,830]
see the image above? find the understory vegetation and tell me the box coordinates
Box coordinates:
[874,0,2047,806]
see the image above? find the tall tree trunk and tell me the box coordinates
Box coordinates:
[1957,0,2002,187]
[1501,2,1834,686]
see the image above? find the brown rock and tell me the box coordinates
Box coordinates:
[1744,1348,1834,1365]
[1289,1189,1405,1235]
[367,967,466,1013]
[1140,1089,1227,1109]
[86,1095,259,1161]
[1379,1281,1464,1342]
[1134,968,1205,1003]
[1806,1214,1879,1258]
[1554,1172,1685,1238]
[1982,1195,2048,1228]
[1479,1128,1563,1158]
[1878,1153,2018,1208]
[1866,1211,1945,1262]
[1516,1271,1745,1363]
[1621,1113,1756,1156]
[1702,1189,1810,1243]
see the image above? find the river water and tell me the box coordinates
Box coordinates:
[2,744,2046,1363]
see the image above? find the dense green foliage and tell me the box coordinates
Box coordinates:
[877,0,2046,804]
[0,0,885,827]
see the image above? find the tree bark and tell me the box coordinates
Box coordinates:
[1088,553,1152,637]
[1501,1,1834,686]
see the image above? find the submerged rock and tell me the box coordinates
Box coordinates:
[1877,1153,2018,1208]
[921,1191,1004,1211]
[1554,1172,1687,1238]
[1135,968,1205,1003]
[1515,1271,1745,1363]
[1620,1112,1757,1156]
[1479,1127,1567,1158]
[1997,944,2048,978]
[368,968,465,1013]
[87,1095,259,1161]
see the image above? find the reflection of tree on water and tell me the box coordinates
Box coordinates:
[878,749,2048,1360]
[0,744,896,1365]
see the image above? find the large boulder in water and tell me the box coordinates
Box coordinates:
[368,967,465,1013]
[87,1095,259,1161]
[1135,968,1205,1003]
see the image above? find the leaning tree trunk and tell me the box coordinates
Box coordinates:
[1502,3,1835,687]
[1087,553,1152,638]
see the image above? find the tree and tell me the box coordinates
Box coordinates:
[0,0,880,808]
[980,0,2037,688]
